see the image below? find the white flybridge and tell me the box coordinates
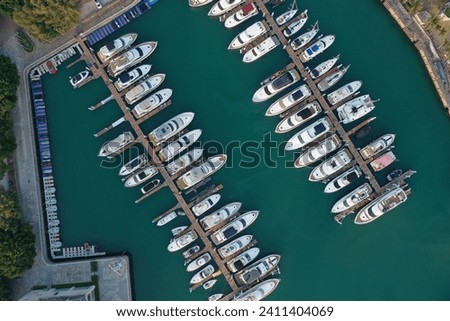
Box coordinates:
[208,0,246,17]
[131,88,172,119]
[300,35,335,62]
[308,149,353,182]
[228,21,269,50]
[265,84,311,116]
[158,129,202,162]
[243,36,280,63]
[98,132,134,157]
[148,112,195,146]
[274,101,322,134]
[336,95,377,124]
[294,134,342,168]
[327,80,362,105]
[252,69,301,103]
[125,73,166,105]
[224,3,258,29]
[284,117,332,151]
[97,33,137,63]
[176,154,227,190]
[107,41,157,77]
[114,64,151,92]
[331,183,373,213]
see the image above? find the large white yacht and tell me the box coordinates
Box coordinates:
[309,149,353,182]
[285,117,332,151]
[355,187,407,224]
[124,166,158,188]
[98,132,134,157]
[283,9,308,37]
[210,211,259,245]
[227,247,260,273]
[317,65,350,92]
[97,33,137,62]
[233,278,280,301]
[253,69,301,103]
[331,183,373,213]
[148,112,195,146]
[167,230,198,252]
[176,154,227,190]
[119,154,148,176]
[327,80,362,105]
[243,36,280,63]
[300,35,335,62]
[294,133,341,168]
[359,134,396,160]
[166,149,203,176]
[192,194,221,217]
[218,235,253,258]
[190,264,215,284]
[265,84,311,116]
[224,3,258,29]
[200,202,241,230]
[208,0,245,17]
[114,64,151,92]
[107,41,157,77]
[290,22,319,51]
[131,88,172,119]
[274,101,321,133]
[125,73,166,105]
[337,95,376,124]
[158,129,202,162]
[324,166,362,193]
[235,255,281,286]
[308,54,339,79]
[228,21,269,50]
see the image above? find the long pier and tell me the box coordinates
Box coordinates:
[75,36,242,297]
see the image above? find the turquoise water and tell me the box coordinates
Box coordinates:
[39,0,450,300]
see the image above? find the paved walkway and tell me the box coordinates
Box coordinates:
[0,0,138,300]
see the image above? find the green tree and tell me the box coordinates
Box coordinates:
[0,0,24,17]
[0,55,19,118]
[0,224,36,279]
[13,0,80,42]
[0,277,10,300]
[0,192,21,233]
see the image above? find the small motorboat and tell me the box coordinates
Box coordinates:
[274,101,322,134]
[227,247,260,272]
[331,183,373,213]
[359,134,396,160]
[191,194,221,217]
[157,210,185,226]
[369,151,397,172]
[208,293,223,301]
[171,226,188,236]
[290,22,319,51]
[190,264,215,284]
[168,230,198,252]
[119,154,148,176]
[189,0,214,7]
[235,254,281,285]
[186,253,212,272]
[309,149,353,182]
[140,179,161,194]
[218,235,253,258]
[387,168,403,181]
[308,54,340,80]
[124,166,158,188]
[182,245,201,260]
[275,1,298,26]
[324,166,362,193]
[203,279,217,290]
[317,65,350,92]
[283,9,308,37]
[69,69,90,88]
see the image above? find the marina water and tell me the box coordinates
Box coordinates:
[40,0,450,300]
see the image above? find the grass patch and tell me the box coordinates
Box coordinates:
[15,30,34,53]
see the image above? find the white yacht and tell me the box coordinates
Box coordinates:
[98,132,134,157]
[309,149,353,182]
[324,166,362,193]
[317,65,349,92]
[294,133,341,168]
[224,3,258,29]
[253,69,300,103]
[190,264,215,284]
[228,21,269,50]
[166,148,203,176]
[308,55,340,80]
[176,154,227,190]
[337,95,376,124]
[290,22,319,51]
[210,211,259,245]
[200,202,241,230]
[208,0,245,17]
[275,1,298,26]
[265,84,311,116]
[327,80,362,105]
[186,253,211,272]
[218,235,253,258]
[189,0,213,7]
[125,73,166,105]
[131,88,172,119]
[158,129,202,162]
[157,210,185,226]
[168,230,198,252]
[124,166,158,188]
[233,278,280,301]
[283,9,308,37]
[355,187,407,224]
[274,101,321,133]
[331,183,373,213]
[107,41,157,77]
[69,69,90,88]
[97,33,137,62]
[285,117,332,151]
[227,247,260,272]
[114,64,151,92]
[192,194,221,217]
[235,254,281,285]
[300,35,335,62]
[119,154,148,176]
[148,112,195,146]
[139,179,160,195]
[243,36,280,63]
[359,134,396,160]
